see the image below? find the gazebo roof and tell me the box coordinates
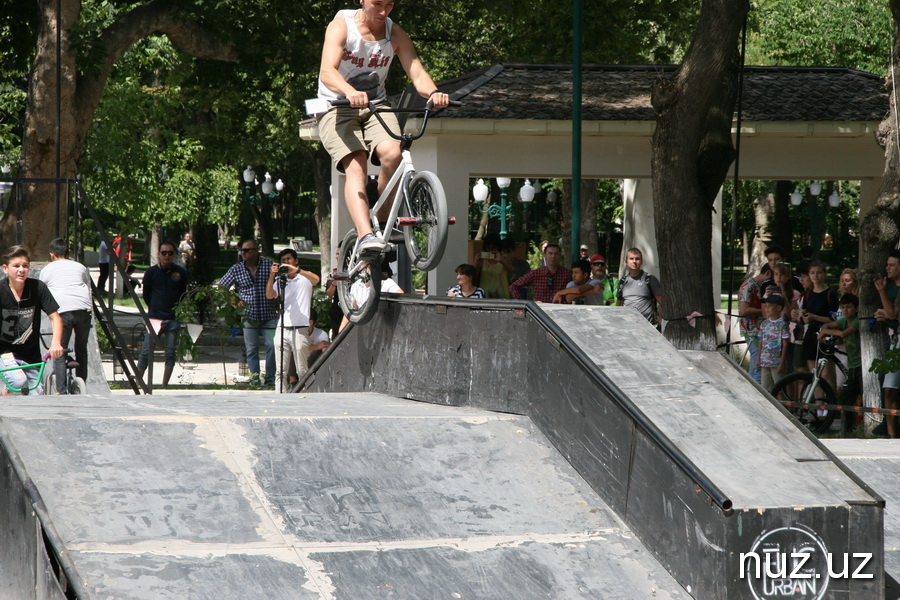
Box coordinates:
[429,63,888,123]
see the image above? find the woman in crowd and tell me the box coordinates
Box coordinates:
[447,264,485,298]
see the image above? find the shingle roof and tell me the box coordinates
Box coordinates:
[430,64,888,122]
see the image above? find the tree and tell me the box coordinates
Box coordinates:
[856,0,900,425]
[3,0,238,258]
[651,0,750,350]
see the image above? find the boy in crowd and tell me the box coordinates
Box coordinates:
[553,259,602,305]
[755,295,790,390]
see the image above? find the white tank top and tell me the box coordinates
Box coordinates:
[317,10,394,103]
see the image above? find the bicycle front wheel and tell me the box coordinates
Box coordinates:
[43,369,58,395]
[336,229,382,326]
[403,171,448,271]
[769,371,837,435]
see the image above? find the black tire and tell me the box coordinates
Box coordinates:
[336,229,382,326]
[769,372,837,435]
[402,171,448,271]
[69,377,87,395]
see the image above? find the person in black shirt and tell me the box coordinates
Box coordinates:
[0,245,63,393]
[137,241,189,386]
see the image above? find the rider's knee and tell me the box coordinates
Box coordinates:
[375,142,401,167]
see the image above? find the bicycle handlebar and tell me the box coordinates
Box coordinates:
[329,98,461,143]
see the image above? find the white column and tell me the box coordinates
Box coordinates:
[620,178,658,278]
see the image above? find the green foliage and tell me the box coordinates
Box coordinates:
[173,283,244,358]
[870,348,900,374]
[748,0,891,73]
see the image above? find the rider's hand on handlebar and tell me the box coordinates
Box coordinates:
[48,343,64,360]
[427,92,450,109]
[347,90,369,109]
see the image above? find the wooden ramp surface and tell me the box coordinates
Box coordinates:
[0,392,688,600]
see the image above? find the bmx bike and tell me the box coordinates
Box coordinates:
[331,98,458,326]
[769,337,847,434]
[0,352,54,395]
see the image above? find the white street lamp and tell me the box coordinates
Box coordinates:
[242,166,255,184]
[790,188,803,206]
[828,190,841,208]
[809,180,822,196]
[261,172,274,195]
[519,179,535,203]
[496,177,511,189]
[472,179,489,203]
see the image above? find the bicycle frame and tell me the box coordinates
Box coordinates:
[341,103,431,280]
[0,359,47,393]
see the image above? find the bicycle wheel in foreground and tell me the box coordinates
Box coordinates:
[769,372,836,435]
[402,171,448,271]
[336,229,382,326]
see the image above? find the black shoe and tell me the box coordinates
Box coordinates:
[873,420,888,436]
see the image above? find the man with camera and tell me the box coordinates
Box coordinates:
[265,248,320,392]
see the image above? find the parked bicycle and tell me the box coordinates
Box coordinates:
[43,348,87,395]
[769,337,847,434]
[332,99,458,326]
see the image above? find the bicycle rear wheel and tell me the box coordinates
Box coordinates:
[769,372,837,435]
[69,377,87,395]
[336,229,382,326]
[402,171,448,271]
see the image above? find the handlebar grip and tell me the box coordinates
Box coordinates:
[330,99,351,107]
[448,100,462,107]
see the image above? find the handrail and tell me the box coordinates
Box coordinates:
[299,294,734,514]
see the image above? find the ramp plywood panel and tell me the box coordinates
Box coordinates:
[0,393,689,600]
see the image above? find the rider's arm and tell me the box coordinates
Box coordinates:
[318,16,368,106]
[393,27,449,107]
[508,271,534,300]
[47,312,64,359]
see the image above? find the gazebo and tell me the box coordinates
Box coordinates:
[300,63,888,292]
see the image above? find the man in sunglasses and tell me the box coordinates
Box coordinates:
[137,241,188,387]
[219,240,278,387]
[589,254,617,306]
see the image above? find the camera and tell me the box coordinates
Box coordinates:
[278,265,289,275]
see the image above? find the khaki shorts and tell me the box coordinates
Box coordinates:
[317,107,400,173]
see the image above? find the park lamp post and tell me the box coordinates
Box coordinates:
[243,166,284,205]
[790,181,841,254]
[473,177,535,240]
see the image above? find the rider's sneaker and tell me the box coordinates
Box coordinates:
[358,233,387,256]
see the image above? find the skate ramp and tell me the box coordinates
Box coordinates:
[0,392,689,599]
[823,439,900,598]
[302,297,885,599]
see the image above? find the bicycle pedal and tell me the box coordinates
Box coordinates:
[387,229,405,243]
[396,217,419,226]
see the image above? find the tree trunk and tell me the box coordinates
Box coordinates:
[857,0,900,429]
[3,0,237,259]
[749,188,774,274]
[650,0,749,350]
[310,146,333,281]
[771,180,794,257]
